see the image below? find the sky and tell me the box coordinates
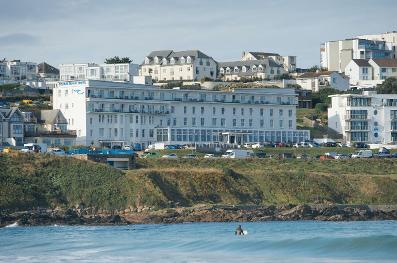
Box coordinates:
[1,0,396,68]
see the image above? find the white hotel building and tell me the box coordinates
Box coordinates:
[53,80,309,148]
[328,91,397,144]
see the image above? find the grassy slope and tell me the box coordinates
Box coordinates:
[1,153,397,212]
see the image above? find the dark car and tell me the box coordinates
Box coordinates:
[323,142,337,147]
[354,142,368,148]
[255,151,266,158]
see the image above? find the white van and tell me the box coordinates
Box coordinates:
[351,149,373,158]
[21,143,48,153]
[222,149,254,159]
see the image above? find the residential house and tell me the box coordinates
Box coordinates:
[0,107,24,146]
[0,60,37,84]
[23,109,76,147]
[295,71,349,92]
[139,50,217,82]
[241,51,296,72]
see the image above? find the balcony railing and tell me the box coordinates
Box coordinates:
[25,130,77,137]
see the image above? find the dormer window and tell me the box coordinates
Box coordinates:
[187,56,192,63]
[170,57,176,64]
[226,67,231,74]
[242,66,247,72]
[154,57,159,64]
[162,58,167,65]
[258,65,263,72]
[144,57,150,64]
[180,57,186,64]
[252,65,257,72]
[220,68,225,74]
[234,67,239,73]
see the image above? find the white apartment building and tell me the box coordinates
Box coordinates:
[218,59,286,81]
[53,80,309,148]
[358,31,397,59]
[320,38,393,73]
[328,91,397,144]
[345,59,397,87]
[295,71,349,92]
[139,50,217,82]
[0,60,37,84]
[59,63,138,82]
[241,51,297,72]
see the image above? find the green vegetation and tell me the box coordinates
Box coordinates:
[376,77,397,94]
[1,153,397,213]
[104,56,132,64]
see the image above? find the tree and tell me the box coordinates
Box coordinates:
[104,56,132,64]
[307,65,328,72]
[310,88,341,106]
[376,77,397,94]
[274,73,293,80]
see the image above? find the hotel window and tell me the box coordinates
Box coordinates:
[279,109,283,116]
[279,120,283,128]
[260,108,264,116]
[249,119,253,127]
[381,68,387,73]
[221,108,225,114]
[114,128,118,137]
[241,119,245,127]
[270,109,273,116]
[173,118,176,126]
[192,117,196,126]
[270,119,274,128]
[184,106,187,114]
[289,120,293,128]
[130,129,134,138]
[200,118,205,126]
[212,107,216,114]
[241,108,244,115]
[212,118,217,126]
[171,106,175,113]
[249,108,253,116]
[142,129,145,138]
[184,117,187,126]
[201,107,204,114]
[192,106,196,114]
[260,120,264,127]
[233,119,237,127]
[233,108,236,115]
[221,118,225,127]
[288,109,293,117]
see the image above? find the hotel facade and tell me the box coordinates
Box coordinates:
[328,91,397,144]
[53,80,309,148]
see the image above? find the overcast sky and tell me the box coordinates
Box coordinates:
[1,0,396,68]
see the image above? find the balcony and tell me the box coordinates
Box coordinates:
[344,115,370,120]
[25,130,77,137]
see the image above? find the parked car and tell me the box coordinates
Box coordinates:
[204,153,216,158]
[222,149,254,159]
[255,151,266,158]
[334,153,350,160]
[182,154,199,159]
[162,153,178,159]
[322,142,337,147]
[251,143,264,149]
[48,148,66,156]
[375,147,392,158]
[141,151,160,158]
[243,143,253,148]
[354,142,368,149]
[351,150,373,158]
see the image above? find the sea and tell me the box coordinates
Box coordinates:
[0,221,396,262]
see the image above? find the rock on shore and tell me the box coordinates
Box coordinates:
[1,204,397,227]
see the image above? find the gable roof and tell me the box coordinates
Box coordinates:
[143,49,214,65]
[298,71,336,78]
[218,59,269,68]
[0,107,23,120]
[39,110,67,125]
[351,59,371,67]
[38,62,60,75]
[371,59,397,67]
[247,52,281,60]
[146,50,173,58]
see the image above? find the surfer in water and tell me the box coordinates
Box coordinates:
[235,225,245,235]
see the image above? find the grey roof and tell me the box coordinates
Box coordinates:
[143,49,213,65]
[39,110,67,125]
[38,62,60,75]
[0,107,23,120]
[219,59,281,69]
[352,59,371,67]
[248,52,281,59]
[146,50,173,58]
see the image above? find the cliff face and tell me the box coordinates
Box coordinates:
[1,153,397,218]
